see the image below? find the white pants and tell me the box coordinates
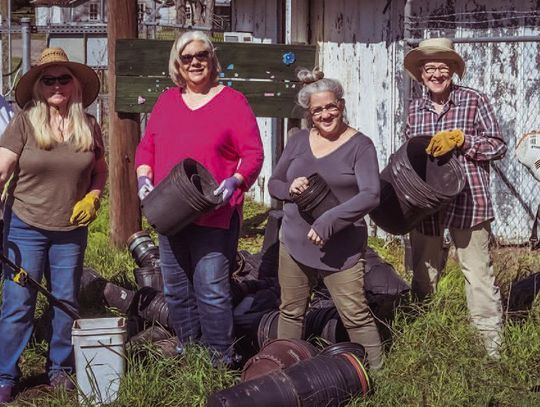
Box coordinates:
[410,221,503,357]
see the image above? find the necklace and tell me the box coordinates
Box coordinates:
[51,115,66,140]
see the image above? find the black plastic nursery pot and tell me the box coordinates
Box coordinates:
[129,325,173,345]
[370,136,465,235]
[241,338,318,382]
[257,310,280,349]
[127,231,160,267]
[137,287,171,328]
[292,173,340,223]
[141,158,222,236]
[208,351,371,407]
[133,265,164,292]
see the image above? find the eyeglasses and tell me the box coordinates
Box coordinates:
[40,75,73,86]
[423,65,451,75]
[310,102,341,117]
[179,50,210,65]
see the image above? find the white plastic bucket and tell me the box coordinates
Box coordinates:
[72,317,127,405]
[516,130,540,181]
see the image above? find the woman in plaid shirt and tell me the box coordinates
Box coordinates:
[403,38,507,358]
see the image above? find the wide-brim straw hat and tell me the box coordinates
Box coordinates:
[15,47,100,108]
[404,38,465,82]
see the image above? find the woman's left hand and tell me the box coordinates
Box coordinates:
[214,175,243,204]
[307,228,324,246]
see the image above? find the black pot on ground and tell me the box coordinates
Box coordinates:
[136,286,171,328]
[370,136,466,235]
[208,351,371,407]
[79,267,108,303]
[320,342,367,364]
[141,158,222,236]
[133,265,164,292]
[241,338,318,382]
[257,310,280,349]
[304,306,349,344]
[129,325,173,345]
[291,173,340,223]
[127,231,160,267]
[103,283,136,314]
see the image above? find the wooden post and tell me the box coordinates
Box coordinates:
[107,0,141,247]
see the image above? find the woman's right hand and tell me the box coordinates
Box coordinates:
[289,177,309,196]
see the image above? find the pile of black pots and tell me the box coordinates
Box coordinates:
[370,136,466,235]
[291,173,340,223]
[141,158,223,236]
[208,339,371,407]
[256,246,410,348]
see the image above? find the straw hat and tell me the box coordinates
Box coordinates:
[15,47,100,108]
[404,38,465,82]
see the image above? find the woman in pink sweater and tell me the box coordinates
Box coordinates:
[135,31,263,366]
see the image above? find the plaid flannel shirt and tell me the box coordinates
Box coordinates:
[405,84,507,235]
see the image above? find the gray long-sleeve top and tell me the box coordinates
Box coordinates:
[268,129,380,271]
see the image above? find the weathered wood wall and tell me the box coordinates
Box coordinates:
[232,0,282,206]
[298,0,539,242]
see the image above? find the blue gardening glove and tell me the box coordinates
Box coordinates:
[137,176,154,200]
[213,176,242,204]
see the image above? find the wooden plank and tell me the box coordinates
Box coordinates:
[116,39,316,80]
[116,76,305,118]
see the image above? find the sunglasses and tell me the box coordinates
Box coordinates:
[40,74,73,86]
[179,50,210,65]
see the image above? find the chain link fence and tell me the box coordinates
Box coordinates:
[407,9,540,244]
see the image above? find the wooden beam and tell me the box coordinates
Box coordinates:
[115,39,316,80]
[115,76,304,117]
[107,0,141,247]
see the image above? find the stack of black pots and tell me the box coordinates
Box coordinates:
[370,136,466,235]
[141,158,222,236]
[291,173,340,223]
[208,341,371,407]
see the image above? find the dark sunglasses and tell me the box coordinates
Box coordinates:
[179,50,210,64]
[40,74,73,86]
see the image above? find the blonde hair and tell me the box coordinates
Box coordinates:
[26,67,94,151]
[168,30,221,87]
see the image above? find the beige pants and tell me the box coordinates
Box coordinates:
[277,244,384,369]
[410,221,503,357]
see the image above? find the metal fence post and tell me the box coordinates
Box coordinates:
[21,17,31,74]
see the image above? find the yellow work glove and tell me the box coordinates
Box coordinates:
[69,191,100,226]
[425,129,465,157]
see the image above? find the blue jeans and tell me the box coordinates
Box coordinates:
[158,212,239,358]
[0,210,87,385]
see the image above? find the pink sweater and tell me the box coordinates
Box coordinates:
[135,86,263,229]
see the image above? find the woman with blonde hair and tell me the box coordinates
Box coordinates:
[0,47,106,402]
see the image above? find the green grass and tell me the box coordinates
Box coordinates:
[9,197,540,406]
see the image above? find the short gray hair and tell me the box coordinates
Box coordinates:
[296,67,346,125]
[168,30,221,87]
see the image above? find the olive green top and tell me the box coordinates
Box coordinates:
[0,111,104,231]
